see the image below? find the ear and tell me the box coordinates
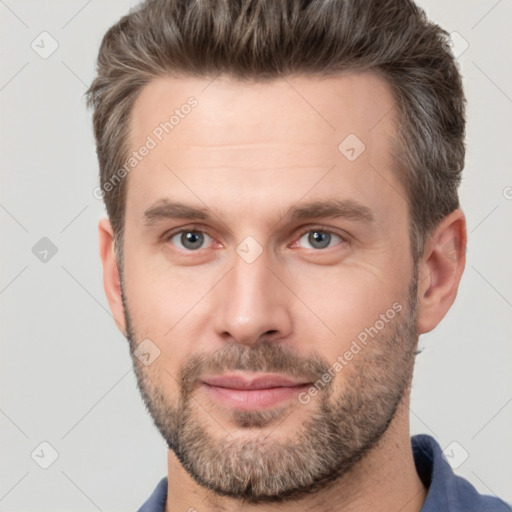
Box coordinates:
[417,209,467,334]
[98,218,127,335]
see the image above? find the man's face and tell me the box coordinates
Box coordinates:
[120,73,418,500]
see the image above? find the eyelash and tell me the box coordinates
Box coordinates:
[163,224,348,251]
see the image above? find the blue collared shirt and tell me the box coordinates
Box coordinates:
[137,434,510,511]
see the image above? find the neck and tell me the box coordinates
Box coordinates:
[165,395,426,512]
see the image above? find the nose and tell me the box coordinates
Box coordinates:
[213,249,293,346]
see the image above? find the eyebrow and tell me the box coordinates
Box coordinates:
[143,198,374,226]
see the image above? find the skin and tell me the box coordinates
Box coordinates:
[99,72,466,511]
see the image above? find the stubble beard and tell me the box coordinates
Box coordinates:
[123,274,419,503]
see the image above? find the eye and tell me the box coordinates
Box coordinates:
[297,229,344,250]
[169,230,213,251]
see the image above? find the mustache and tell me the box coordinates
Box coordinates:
[177,341,331,395]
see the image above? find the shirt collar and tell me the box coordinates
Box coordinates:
[412,434,509,512]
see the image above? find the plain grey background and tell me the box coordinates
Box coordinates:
[1,0,511,510]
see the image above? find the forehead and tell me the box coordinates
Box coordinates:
[129,71,396,159]
[125,72,404,224]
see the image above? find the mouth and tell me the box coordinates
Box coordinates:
[200,373,311,410]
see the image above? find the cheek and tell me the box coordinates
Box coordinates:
[122,256,218,386]
[289,261,407,359]
[122,239,212,329]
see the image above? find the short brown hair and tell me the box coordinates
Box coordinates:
[86,0,465,262]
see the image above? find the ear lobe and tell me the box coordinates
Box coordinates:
[98,218,127,335]
[416,209,467,334]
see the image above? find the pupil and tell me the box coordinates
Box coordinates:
[182,231,203,249]
[309,231,330,249]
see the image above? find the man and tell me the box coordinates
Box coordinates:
[86,0,510,511]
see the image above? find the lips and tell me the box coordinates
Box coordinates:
[202,374,309,390]
[200,373,311,410]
